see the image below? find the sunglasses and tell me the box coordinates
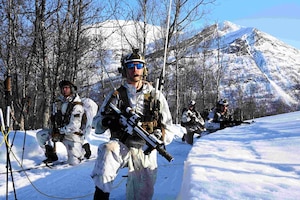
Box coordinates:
[126,63,144,69]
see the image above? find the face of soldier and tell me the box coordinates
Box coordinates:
[61,85,72,97]
[125,61,144,83]
[189,105,195,111]
[220,105,228,114]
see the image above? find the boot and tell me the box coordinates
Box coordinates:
[83,143,91,159]
[185,132,194,145]
[43,145,58,163]
[94,186,109,200]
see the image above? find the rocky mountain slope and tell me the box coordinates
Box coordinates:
[88,20,300,114]
[212,21,300,110]
[151,21,300,112]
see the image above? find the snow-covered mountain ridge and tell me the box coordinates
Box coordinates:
[87,20,300,115]
[151,20,300,113]
[215,21,300,109]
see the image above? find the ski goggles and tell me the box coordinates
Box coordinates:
[126,63,144,69]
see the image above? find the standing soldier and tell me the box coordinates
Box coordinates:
[91,49,174,200]
[36,80,91,165]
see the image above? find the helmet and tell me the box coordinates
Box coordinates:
[122,48,145,65]
[119,48,147,77]
[217,99,228,106]
[189,100,196,106]
[59,80,77,91]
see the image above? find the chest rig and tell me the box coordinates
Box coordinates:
[57,101,86,131]
[114,85,161,134]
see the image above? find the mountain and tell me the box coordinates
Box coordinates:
[147,21,300,114]
[214,21,300,107]
[86,20,300,116]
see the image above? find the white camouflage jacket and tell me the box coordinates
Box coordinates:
[59,94,85,142]
[93,81,174,145]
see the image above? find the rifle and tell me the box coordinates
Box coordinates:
[220,120,253,129]
[51,99,62,143]
[108,102,174,162]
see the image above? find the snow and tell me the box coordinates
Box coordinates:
[1,111,300,200]
[205,21,300,109]
[268,79,297,105]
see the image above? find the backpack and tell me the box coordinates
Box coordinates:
[80,97,98,136]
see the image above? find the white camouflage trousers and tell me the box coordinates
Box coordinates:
[36,129,84,165]
[91,140,158,200]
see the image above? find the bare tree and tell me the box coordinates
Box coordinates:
[157,0,216,119]
[0,0,33,129]
[0,0,116,128]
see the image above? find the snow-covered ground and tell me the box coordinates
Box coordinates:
[1,111,300,200]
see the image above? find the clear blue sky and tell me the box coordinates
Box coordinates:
[109,0,300,49]
[208,0,300,49]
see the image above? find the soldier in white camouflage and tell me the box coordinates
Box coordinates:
[181,100,206,145]
[91,49,174,200]
[36,80,91,165]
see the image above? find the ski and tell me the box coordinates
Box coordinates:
[0,157,96,174]
[0,161,68,174]
[0,163,53,174]
[43,161,68,169]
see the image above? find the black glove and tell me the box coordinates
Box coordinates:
[52,128,64,142]
[102,117,123,131]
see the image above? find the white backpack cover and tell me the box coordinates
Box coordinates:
[81,97,98,137]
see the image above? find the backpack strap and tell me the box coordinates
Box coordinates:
[73,101,87,130]
[116,85,130,113]
[62,102,75,125]
[62,101,86,131]
[110,84,163,138]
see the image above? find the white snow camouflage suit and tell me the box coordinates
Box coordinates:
[91,81,174,199]
[36,94,85,165]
